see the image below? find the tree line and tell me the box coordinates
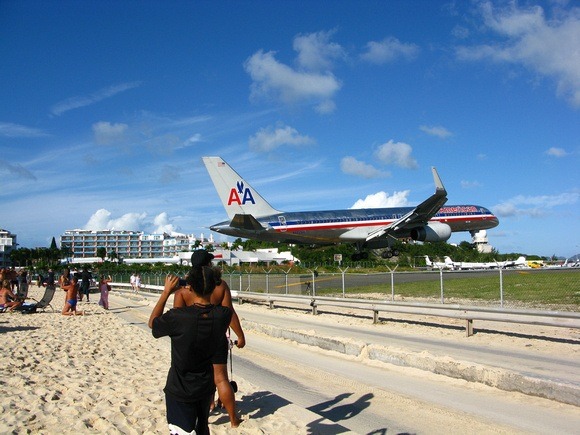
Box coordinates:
[9,235,542,273]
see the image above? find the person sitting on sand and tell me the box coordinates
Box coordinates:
[149,268,232,435]
[174,249,245,428]
[61,276,83,316]
[0,279,22,311]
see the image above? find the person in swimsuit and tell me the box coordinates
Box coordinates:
[61,276,83,316]
[0,279,22,311]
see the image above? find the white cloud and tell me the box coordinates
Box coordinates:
[493,192,579,217]
[340,156,390,178]
[92,121,128,145]
[545,147,568,157]
[456,2,580,107]
[84,209,147,231]
[360,37,420,64]
[153,212,180,235]
[460,180,482,189]
[244,31,343,113]
[375,140,418,169]
[184,133,202,145]
[249,124,315,152]
[83,209,181,235]
[0,122,48,138]
[351,190,411,209]
[50,81,141,116]
[293,30,345,71]
[420,125,453,139]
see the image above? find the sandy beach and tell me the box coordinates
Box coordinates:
[0,285,306,434]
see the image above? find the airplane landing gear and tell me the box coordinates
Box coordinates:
[351,251,369,261]
[381,248,399,259]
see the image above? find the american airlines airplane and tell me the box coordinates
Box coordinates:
[203,156,499,261]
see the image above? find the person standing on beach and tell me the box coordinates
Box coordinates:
[61,276,83,316]
[79,267,92,302]
[130,272,136,292]
[149,268,232,435]
[17,269,29,300]
[134,274,141,292]
[98,275,111,309]
[174,249,245,428]
[43,268,55,291]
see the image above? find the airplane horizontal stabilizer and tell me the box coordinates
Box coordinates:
[230,213,265,231]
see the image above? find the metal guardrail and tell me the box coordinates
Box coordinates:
[110,283,580,336]
[235,292,580,337]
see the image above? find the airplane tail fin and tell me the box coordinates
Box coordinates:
[202,157,281,220]
[424,256,433,267]
[515,256,526,266]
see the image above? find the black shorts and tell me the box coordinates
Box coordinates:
[166,393,213,435]
[211,334,229,365]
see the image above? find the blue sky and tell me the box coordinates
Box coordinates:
[1,0,578,257]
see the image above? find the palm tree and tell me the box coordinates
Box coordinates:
[96,247,107,261]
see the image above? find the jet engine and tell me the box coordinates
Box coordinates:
[410,222,452,242]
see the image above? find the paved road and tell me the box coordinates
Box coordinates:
[108,290,580,433]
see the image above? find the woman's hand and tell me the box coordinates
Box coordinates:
[163,274,180,294]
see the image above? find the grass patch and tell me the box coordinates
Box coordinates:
[314,270,580,309]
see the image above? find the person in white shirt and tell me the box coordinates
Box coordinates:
[130,273,136,292]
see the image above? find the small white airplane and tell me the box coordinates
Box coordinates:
[545,258,580,268]
[203,156,499,261]
[424,256,454,270]
[442,256,527,270]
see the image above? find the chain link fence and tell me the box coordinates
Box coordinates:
[102,268,579,312]
[220,268,580,312]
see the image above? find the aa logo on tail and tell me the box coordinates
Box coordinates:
[227,181,256,206]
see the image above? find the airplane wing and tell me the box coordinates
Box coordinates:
[366,167,448,241]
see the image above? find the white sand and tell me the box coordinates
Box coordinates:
[0,286,306,434]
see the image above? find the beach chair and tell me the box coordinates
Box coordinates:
[20,285,57,313]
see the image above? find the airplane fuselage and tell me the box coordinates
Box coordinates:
[211,204,498,247]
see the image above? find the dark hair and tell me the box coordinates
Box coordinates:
[212,266,222,286]
[186,266,216,296]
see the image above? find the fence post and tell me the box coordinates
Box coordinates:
[263,268,272,294]
[307,268,318,297]
[440,268,445,304]
[386,265,398,301]
[499,267,504,308]
[338,266,349,297]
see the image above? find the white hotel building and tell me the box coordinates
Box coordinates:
[60,229,214,260]
[0,228,17,267]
